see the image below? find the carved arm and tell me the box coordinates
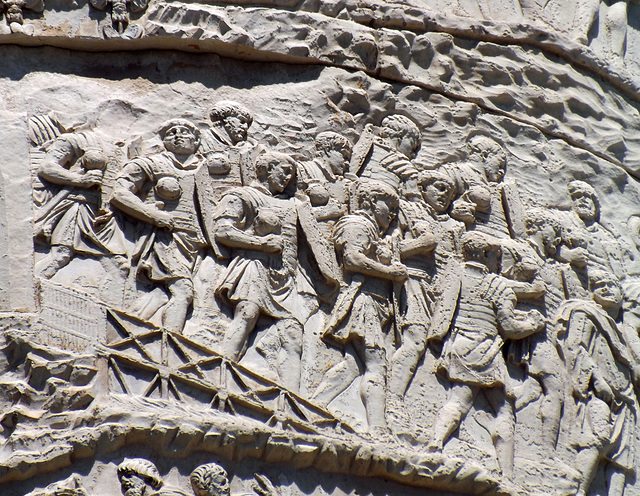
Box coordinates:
[111,174,173,229]
[497,291,544,339]
[342,244,407,282]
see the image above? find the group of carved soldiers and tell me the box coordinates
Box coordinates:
[116,457,276,496]
[33,103,640,492]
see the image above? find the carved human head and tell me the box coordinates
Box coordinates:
[255,151,296,194]
[117,459,163,496]
[315,131,352,175]
[418,169,455,213]
[589,269,622,310]
[568,180,600,223]
[190,463,231,496]
[159,119,200,155]
[524,208,562,257]
[379,114,421,159]
[209,101,253,145]
[461,231,501,272]
[466,135,506,183]
[356,179,400,231]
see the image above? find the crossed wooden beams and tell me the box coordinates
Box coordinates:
[102,309,353,436]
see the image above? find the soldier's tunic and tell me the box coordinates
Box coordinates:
[398,199,463,332]
[354,138,418,197]
[35,132,125,256]
[323,213,393,350]
[440,262,515,387]
[214,185,299,320]
[199,125,258,200]
[118,152,208,283]
[557,299,637,472]
[500,238,568,376]
[564,217,629,282]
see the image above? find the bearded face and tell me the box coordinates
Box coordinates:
[571,191,597,222]
[120,473,148,496]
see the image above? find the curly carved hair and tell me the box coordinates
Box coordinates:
[379,114,421,147]
[190,463,231,496]
[567,180,601,220]
[209,101,253,125]
[355,178,399,211]
[467,135,506,166]
[117,459,163,490]
[158,118,201,141]
[524,208,562,238]
[461,231,501,262]
[315,131,352,160]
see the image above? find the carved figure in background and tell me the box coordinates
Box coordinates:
[557,270,637,496]
[447,135,520,238]
[572,0,637,60]
[213,151,304,390]
[190,463,278,496]
[89,0,147,38]
[24,475,88,496]
[317,178,407,436]
[561,180,628,285]
[351,114,420,190]
[387,169,463,436]
[1,0,44,32]
[503,209,569,450]
[111,119,209,333]
[297,131,352,235]
[117,458,190,496]
[35,131,126,279]
[429,232,544,478]
[200,101,255,194]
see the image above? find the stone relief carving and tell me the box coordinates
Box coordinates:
[0,0,43,33]
[3,1,640,490]
[89,0,147,39]
[18,86,640,494]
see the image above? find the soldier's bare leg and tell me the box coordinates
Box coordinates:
[310,350,360,406]
[360,344,388,433]
[540,371,563,450]
[389,323,428,397]
[36,245,73,279]
[485,388,515,478]
[572,0,601,44]
[575,446,601,496]
[606,1,628,60]
[428,383,476,451]
[164,278,194,333]
[606,466,626,496]
[277,318,303,392]
[223,301,260,361]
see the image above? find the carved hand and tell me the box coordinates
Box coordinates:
[530,281,547,298]
[388,262,408,282]
[467,185,491,210]
[568,247,588,268]
[450,200,476,223]
[527,309,545,333]
[262,234,283,254]
[153,210,174,230]
[76,169,104,187]
[416,231,437,251]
